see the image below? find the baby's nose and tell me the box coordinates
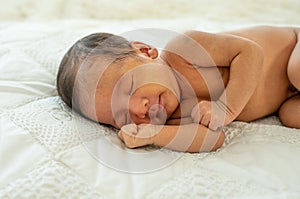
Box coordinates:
[131,97,150,119]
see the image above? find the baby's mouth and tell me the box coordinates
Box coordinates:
[149,101,167,125]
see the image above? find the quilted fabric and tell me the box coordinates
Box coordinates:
[0,20,300,199]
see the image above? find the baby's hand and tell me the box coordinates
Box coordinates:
[191,100,236,131]
[118,124,162,149]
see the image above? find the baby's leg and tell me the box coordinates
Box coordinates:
[287,30,300,90]
[279,95,300,129]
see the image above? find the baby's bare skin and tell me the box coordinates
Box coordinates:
[162,26,299,125]
[79,26,300,152]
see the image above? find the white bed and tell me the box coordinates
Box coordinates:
[0,0,300,198]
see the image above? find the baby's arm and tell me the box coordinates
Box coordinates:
[118,123,225,153]
[218,34,264,119]
[185,31,264,129]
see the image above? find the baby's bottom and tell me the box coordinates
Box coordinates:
[280,29,300,128]
[279,95,300,129]
[287,29,300,90]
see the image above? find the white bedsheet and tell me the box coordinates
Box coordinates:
[0,5,300,199]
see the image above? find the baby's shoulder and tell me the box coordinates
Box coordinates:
[163,30,215,52]
[161,30,221,68]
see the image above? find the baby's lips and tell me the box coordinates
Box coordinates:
[149,104,167,125]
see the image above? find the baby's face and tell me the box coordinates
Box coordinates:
[94,57,180,128]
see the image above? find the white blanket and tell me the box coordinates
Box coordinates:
[0,0,300,198]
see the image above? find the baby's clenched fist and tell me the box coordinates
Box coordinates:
[118,124,162,149]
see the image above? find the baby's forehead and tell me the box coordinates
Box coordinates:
[96,56,143,87]
[96,63,126,90]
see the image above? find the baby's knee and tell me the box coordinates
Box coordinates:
[279,96,300,129]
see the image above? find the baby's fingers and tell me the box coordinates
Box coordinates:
[209,123,221,131]
[208,116,224,131]
[200,113,211,127]
[118,131,123,140]
[118,130,137,149]
[118,131,124,141]
[121,123,138,135]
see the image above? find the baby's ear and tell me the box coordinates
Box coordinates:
[130,41,158,59]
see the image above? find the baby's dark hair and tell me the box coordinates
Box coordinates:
[56,32,136,111]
